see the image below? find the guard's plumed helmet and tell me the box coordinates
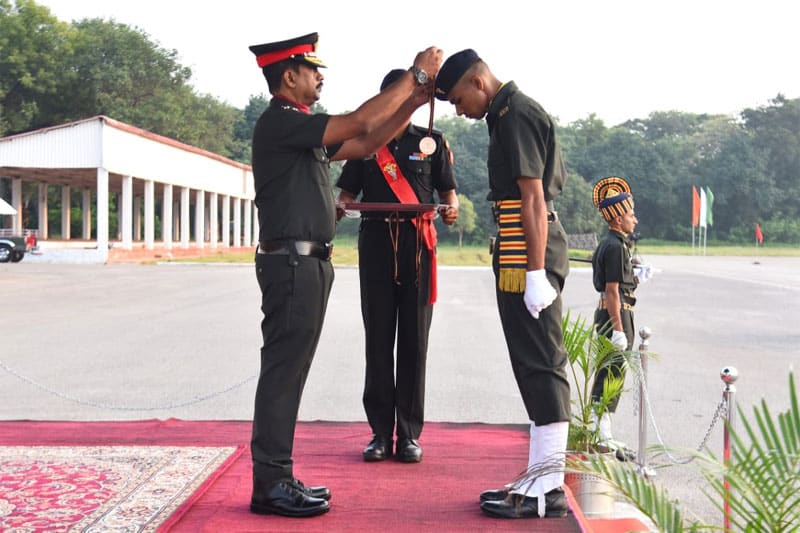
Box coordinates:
[593,176,634,222]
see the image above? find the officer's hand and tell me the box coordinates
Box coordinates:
[611,330,628,351]
[413,47,443,79]
[439,205,459,225]
[411,81,434,107]
[523,269,557,319]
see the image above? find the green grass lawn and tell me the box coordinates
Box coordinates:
[169,237,799,266]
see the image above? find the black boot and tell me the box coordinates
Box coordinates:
[251,478,330,518]
[480,488,568,518]
[363,435,392,462]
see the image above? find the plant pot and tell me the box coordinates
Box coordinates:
[565,465,617,517]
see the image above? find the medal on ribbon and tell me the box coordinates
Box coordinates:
[419,95,437,155]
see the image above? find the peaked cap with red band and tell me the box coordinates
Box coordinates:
[593,176,635,222]
[249,32,326,69]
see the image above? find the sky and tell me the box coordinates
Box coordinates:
[36,0,799,127]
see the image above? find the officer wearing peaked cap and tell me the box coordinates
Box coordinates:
[589,176,639,457]
[246,33,442,518]
[435,49,571,519]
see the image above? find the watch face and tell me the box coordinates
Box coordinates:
[413,67,428,84]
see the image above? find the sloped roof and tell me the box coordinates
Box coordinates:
[0,116,253,198]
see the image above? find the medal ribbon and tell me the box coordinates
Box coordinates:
[375,146,438,304]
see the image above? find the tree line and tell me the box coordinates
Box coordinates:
[2,0,798,244]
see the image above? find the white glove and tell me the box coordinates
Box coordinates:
[610,330,628,351]
[523,269,557,319]
[633,264,654,284]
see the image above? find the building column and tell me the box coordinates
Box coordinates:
[144,179,155,250]
[252,202,259,246]
[162,184,173,250]
[38,183,48,239]
[96,167,109,253]
[194,189,205,249]
[209,192,218,249]
[180,186,190,249]
[61,185,71,240]
[243,198,252,248]
[233,197,242,247]
[173,200,180,242]
[222,195,231,247]
[133,196,142,241]
[11,178,23,234]
[82,188,92,239]
[120,175,133,249]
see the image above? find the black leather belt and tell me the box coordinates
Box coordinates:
[258,240,333,261]
[598,293,635,311]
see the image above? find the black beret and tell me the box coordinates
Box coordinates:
[380,69,408,91]
[434,49,480,101]
[249,32,326,69]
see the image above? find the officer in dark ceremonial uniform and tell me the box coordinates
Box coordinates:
[247,33,442,518]
[435,49,570,519]
[589,176,639,453]
[336,69,459,465]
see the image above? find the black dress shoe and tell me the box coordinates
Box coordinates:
[363,435,391,462]
[479,488,509,502]
[396,438,422,463]
[250,479,330,518]
[292,478,331,501]
[480,488,568,518]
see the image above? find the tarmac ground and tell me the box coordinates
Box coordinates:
[2,254,799,527]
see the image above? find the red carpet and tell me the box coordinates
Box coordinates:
[0,420,648,532]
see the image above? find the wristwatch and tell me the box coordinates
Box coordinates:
[410,65,429,85]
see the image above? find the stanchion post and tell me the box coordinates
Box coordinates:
[636,326,656,477]
[720,366,738,533]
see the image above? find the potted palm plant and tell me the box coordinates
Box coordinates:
[561,310,631,516]
[570,371,800,531]
[504,311,641,516]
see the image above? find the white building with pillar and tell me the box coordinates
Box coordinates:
[0,116,256,263]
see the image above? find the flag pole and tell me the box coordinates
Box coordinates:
[703,226,707,256]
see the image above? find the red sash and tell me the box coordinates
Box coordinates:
[374,146,438,304]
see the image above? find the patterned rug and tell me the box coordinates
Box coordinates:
[0,445,244,532]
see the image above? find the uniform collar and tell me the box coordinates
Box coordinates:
[271,95,311,114]
[609,228,629,243]
[486,81,517,131]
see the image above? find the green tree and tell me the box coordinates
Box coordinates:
[436,116,494,239]
[448,193,477,247]
[64,17,243,155]
[0,0,73,134]
[230,94,269,163]
[741,95,800,228]
[553,172,603,236]
[66,18,192,123]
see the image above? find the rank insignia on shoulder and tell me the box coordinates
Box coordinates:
[499,106,509,118]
